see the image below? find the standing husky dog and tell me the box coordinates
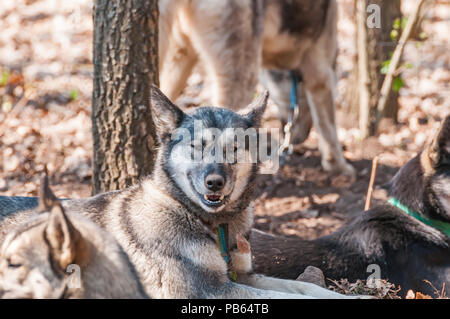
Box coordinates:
[0,176,147,299]
[0,87,366,299]
[251,115,450,297]
[159,0,354,176]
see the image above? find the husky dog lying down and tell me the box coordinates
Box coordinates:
[251,115,450,297]
[0,176,146,299]
[0,87,369,299]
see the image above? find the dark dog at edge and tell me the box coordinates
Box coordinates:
[251,115,450,297]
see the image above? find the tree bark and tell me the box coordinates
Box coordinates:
[376,0,402,123]
[356,0,372,138]
[376,0,426,128]
[347,0,401,137]
[92,0,159,194]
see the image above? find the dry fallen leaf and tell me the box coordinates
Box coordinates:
[406,290,416,299]
[328,278,402,299]
[415,292,432,299]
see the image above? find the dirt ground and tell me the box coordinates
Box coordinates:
[0,0,449,241]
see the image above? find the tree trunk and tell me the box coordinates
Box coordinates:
[356,0,372,138]
[92,0,159,194]
[376,0,426,127]
[347,0,401,137]
[376,0,402,123]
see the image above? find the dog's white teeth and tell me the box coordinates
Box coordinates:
[203,194,223,204]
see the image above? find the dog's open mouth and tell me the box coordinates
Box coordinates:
[202,194,225,206]
[187,174,229,210]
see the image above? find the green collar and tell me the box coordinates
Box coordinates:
[216,224,237,281]
[216,224,230,264]
[388,197,450,237]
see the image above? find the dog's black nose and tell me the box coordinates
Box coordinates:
[205,174,225,191]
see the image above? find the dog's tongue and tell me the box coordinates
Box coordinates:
[206,194,221,202]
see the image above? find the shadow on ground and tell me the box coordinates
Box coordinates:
[252,148,399,240]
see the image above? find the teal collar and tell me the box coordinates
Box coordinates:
[216,224,230,263]
[216,224,237,281]
[388,197,450,237]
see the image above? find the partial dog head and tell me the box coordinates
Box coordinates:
[150,86,268,214]
[0,176,146,299]
[0,175,89,298]
[388,115,450,222]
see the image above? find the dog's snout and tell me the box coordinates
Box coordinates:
[205,174,225,191]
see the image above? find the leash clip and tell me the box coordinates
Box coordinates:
[279,71,300,167]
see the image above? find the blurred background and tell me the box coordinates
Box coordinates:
[0,0,448,239]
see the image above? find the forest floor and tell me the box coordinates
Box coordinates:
[0,0,449,245]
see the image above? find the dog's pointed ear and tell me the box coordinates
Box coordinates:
[150,85,185,134]
[238,91,269,127]
[40,175,88,270]
[38,168,58,212]
[427,115,450,167]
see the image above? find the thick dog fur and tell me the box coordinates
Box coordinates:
[159,0,354,176]
[251,115,450,297]
[0,88,364,299]
[0,177,146,299]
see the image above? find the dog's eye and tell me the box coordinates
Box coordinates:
[7,259,22,269]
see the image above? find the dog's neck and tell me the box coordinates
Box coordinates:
[68,218,147,298]
[389,153,449,224]
[388,197,450,237]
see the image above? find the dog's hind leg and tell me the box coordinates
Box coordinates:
[300,59,354,176]
[159,17,197,102]
[204,39,260,110]
[297,0,354,177]
[181,1,263,110]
